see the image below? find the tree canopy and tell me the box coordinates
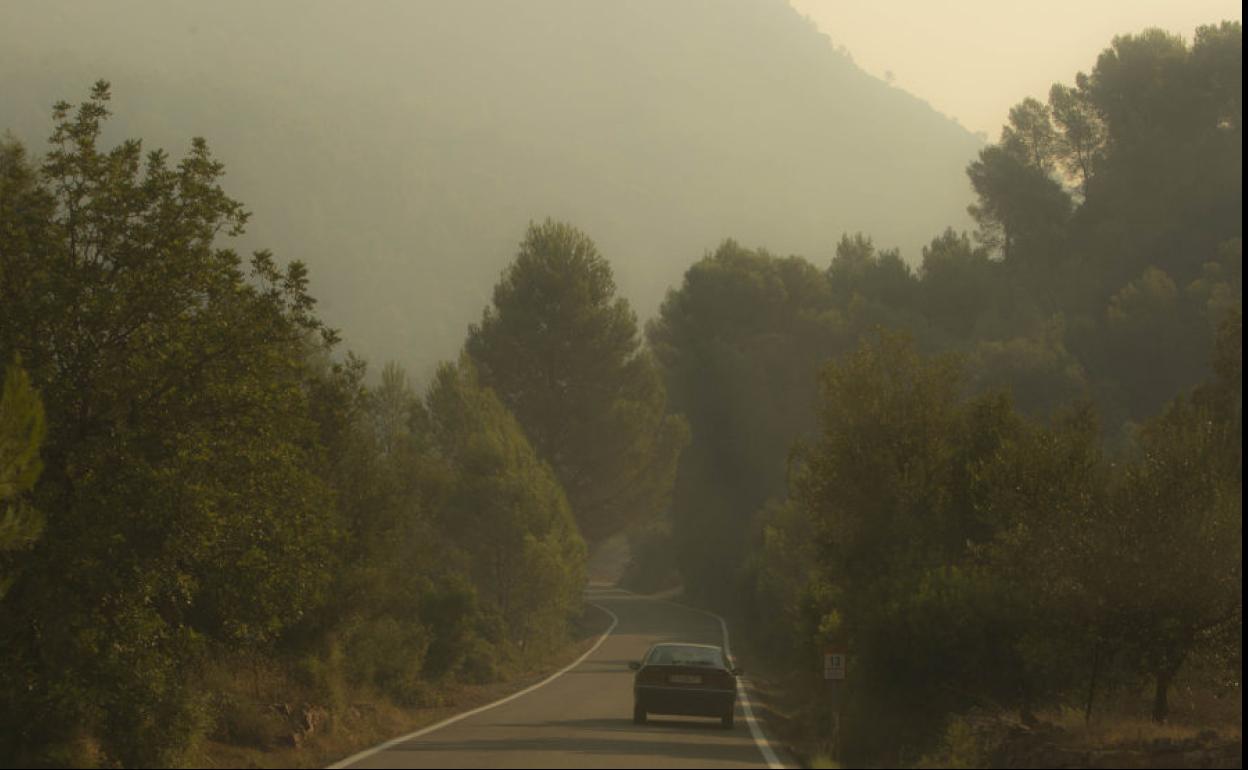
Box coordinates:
[466,219,687,542]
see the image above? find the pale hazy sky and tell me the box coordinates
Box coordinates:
[788,0,1243,138]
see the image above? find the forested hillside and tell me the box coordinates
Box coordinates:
[0,0,981,376]
[0,10,1239,770]
[645,22,1241,764]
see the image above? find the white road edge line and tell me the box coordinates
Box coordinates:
[617,588,790,770]
[327,601,620,769]
[710,611,787,770]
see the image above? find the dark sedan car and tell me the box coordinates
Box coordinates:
[629,642,741,728]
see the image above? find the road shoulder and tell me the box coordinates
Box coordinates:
[195,604,615,769]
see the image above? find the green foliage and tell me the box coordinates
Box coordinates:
[466,219,688,542]
[425,358,587,654]
[748,320,1241,761]
[308,353,588,695]
[343,616,432,705]
[1001,97,1062,173]
[0,16,1239,763]
[828,232,919,311]
[919,228,999,338]
[748,333,1026,757]
[960,22,1241,413]
[1077,24,1241,294]
[744,497,826,664]
[976,316,1242,723]
[650,239,847,603]
[1093,266,1209,418]
[0,84,603,765]
[966,144,1072,264]
[1111,327,1242,720]
[0,358,46,577]
[796,331,968,582]
[968,318,1089,416]
[976,404,1125,714]
[1047,80,1106,198]
[643,35,1241,696]
[0,82,344,766]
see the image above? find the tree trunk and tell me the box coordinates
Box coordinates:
[1019,686,1038,727]
[1152,668,1173,723]
[1084,642,1101,724]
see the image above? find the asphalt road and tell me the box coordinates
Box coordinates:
[332,586,783,769]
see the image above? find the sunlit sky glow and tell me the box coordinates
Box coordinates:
[788,0,1243,138]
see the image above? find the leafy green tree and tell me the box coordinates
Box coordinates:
[787,331,1025,757]
[1205,306,1242,436]
[1076,24,1241,290]
[978,405,1123,720]
[966,144,1072,264]
[0,359,46,595]
[967,318,1089,416]
[1086,29,1197,153]
[466,219,687,542]
[303,355,448,702]
[1115,400,1241,722]
[732,21,1243,759]
[650,240,844,602]
[827,232,877,292]
[1185,239,1243,332]
[1092,266,1210,419]
[797,332,982,595]
[1001,97,1061,173]
[1190,22,1243,135]
[827,232,921,321]
[1047,79,1106,198]
[978,313,1241,724]
[918,228,1000,338]
[1111,311,1242,722]
[744,496,826,671]
[425,358,587,655]
[0,82,339,766]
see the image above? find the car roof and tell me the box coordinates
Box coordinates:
[648,642,723,650]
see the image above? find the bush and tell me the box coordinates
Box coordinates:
[211,694,288,750]
[344,617,431,705]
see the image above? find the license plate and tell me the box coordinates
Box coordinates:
[669,674,702,684]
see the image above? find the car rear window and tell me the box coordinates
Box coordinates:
[646,645,725,667]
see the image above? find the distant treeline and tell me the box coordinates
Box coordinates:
[0,85,682,766]
[644,22,1242,763]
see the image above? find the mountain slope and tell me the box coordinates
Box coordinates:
[1,0,982,375]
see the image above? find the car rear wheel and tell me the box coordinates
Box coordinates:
[721,709,735,729]
[633,703,647,725]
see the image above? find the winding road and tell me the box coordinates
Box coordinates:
[331,586,787,769]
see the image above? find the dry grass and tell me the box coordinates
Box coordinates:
[187,606,613,769]
[1046,660,1242,751]
[1046,705,1242,749]
[740,653,1242,769]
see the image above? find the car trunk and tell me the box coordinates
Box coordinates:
[640,664,734,691]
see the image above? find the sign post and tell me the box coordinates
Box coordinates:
[822,651,846,681]
[823,651,847,762]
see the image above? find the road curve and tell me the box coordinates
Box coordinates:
[332,586,781,769]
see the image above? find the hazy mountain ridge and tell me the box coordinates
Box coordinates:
[1,0,982,376]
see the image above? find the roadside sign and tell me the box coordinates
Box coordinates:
[823,651,846,680]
